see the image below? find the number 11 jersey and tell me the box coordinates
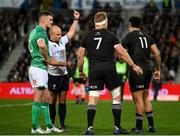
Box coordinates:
[122,30,155,71]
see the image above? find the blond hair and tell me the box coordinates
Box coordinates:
[94,12,107,25]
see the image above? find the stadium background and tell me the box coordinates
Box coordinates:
[0,0,180,135]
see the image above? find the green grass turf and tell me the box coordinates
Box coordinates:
[0,99,180,135]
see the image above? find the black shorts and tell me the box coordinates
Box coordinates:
[48,74,69,93]
[73,78,86,84]
[89,69,120,91]
[129,70,152,92]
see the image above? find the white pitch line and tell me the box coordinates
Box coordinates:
[0,103,32,108]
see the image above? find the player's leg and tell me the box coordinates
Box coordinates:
[129,71,144,134]
[58,75,69,131]
[41,88,54,129]
[32,88,44,130]
[41,89,63,133]
[84,70,102,135]
[80,83,86,103]
[143,90,156,133]
[48,74,58,125]
[84,90,100,135]
[48,91,57,125]
[131,90,144,131]
[73,79,80,104]
[105,70,128,134]
[143,71,156,133]
[29,66,47,134]
[58,91,67,131]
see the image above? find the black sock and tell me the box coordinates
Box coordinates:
[82,98,85,102]
[58,103,66,127]
[49,103,56,124]
[145,111,154,127]
[136,113,143,130]
[87,105,96,128]
[112,104,121,128]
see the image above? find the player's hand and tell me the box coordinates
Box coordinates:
[66,60,72,68]
[41,58,49,66]
[73,9,80,20]
[79,71,87,81]
[153,70,161,80]
[69,77,73,82]
[132,64,143,75]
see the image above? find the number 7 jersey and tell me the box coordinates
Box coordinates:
[121,30,155,71]
[80,29,119,70]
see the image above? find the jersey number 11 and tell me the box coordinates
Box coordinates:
[139,37,148,48]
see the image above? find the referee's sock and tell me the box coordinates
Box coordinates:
[58,103,66,127]
[145,111,154,127]
[112,104,121,129]
[136,113,143,130]
[87,105,96,128]
[49,103,56,125]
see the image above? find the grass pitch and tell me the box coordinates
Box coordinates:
[0,99,180,135]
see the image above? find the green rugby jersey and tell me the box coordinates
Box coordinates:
[28,25,49,70]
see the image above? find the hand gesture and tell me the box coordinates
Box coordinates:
[153,70,161,80]
[73,9,80,19]
[67,60,72,68]
[132,64,143,75]
[41,58,49,66]
[79,71,87,81]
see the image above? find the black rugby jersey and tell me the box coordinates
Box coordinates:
[122,30,155,71]
[81,29,119,70]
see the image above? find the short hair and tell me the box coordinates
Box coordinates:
[94,12,107,23]
[129,16,141,28]
[38,10,54,20]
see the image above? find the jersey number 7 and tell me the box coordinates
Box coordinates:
[94,37,102,50]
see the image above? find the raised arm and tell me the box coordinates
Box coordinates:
[150,44,161,80]
[66,9,80,40]
[114,44,143,75]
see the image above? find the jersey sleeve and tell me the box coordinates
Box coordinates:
[80,36,87,48]
[59,35,69,46]
[48,42,54,56]
[113,35,120,46]
[148,35,155,46]
[121,33,130,49]
[36,32,47,42]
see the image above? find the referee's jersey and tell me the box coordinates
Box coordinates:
[48,35,69,76]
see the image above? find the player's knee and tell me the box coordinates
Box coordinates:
[112,100,122,109]
[111,87,121,99]
[89,91,100,97]
[87,104,96,110]
[59,99,66,104]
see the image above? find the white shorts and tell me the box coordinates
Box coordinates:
[29,66,48,88]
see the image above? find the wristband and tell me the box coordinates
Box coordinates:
[131,63,136,69]
[74,18,79,20]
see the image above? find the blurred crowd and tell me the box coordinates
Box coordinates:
[142,0,180,82]
[0,10,26,66]
[4,0,180,83]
